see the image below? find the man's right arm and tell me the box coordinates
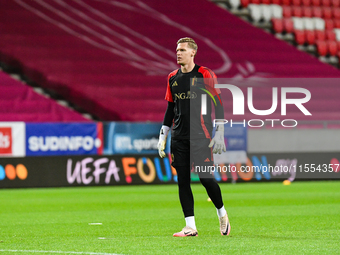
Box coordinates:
[158,102,174,158]
[163,102,175,127]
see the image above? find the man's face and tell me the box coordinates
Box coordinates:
[176,42,195,66]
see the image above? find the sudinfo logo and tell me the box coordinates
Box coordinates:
[0,164,28,181]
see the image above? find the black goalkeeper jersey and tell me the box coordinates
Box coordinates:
[165,64,222,140]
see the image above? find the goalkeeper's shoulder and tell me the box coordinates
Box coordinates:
[198,66,217,79]
[168,69,180,79]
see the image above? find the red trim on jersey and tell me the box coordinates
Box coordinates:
[198,66,222,105]
[200,113,211,139]
[165,69,179,102]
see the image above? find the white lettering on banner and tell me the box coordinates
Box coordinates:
[273,158,297,181]
[115,136,158,152]
[28,136,101,152]
[133,138,158,152]
[0,132,10,149]
[67,158,120,185]
[115,136,133,150]
[81,157,93,185]
[93,158,108,183]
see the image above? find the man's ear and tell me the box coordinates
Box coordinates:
[191,50,196,57]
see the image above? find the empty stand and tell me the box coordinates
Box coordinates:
[0,71,87,122]
[237,0,340,63]
[1,0,340,123]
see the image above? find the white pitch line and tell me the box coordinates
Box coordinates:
[0,250,123,255]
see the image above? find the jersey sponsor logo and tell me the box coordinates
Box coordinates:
[172,81,178,86]
[0,127,12,154]
[204,158,210,162]
[174,91,197,100]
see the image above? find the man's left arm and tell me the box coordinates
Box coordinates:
[208,93,226,154]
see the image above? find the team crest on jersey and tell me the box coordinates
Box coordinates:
[191,76,197,86]
[172,81,178,86]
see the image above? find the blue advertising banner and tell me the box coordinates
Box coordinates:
[212,124,248,165]
[103,122,245,155]
[224,124,247,151]
[103,122,170,155]
[26,123,103,156]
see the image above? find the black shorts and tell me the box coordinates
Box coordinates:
[171,138,213,168]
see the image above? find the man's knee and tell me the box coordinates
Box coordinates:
[200,177,216,188]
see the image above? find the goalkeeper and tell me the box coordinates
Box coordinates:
[158,37,230,237]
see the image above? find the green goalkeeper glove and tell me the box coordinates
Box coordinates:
[209,124,226,154]
[158,125,170,158]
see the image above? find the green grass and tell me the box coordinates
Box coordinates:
[0,181,339,255]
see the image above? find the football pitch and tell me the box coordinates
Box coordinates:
[0,181,339,255]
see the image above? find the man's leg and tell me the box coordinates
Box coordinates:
[199,177,230,235]
[193,138,231,236]
[172,166,198,237]
[171,139,197,237]
[199,177,223,209]
[176,165,194,219]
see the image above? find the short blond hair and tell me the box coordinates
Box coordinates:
[177,37,198,55]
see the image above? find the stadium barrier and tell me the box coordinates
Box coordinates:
[0,152,339,188]
[0,121,339,188]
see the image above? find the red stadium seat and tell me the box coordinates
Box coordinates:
[333,8,340,19]
[292,0,302,5]
[337,41,340,50]
[251,0,261,4]
[334,19,340,27]
[312,6,323,17]
[272,0,282,4]
[325,19,334,29]
[272,18,284,33]
[322,0,331,6]
[332,0,340,7]
[292,6,303,16]
[283,6,292,17]
[302,0,312,5]
[316,40,328,55]
[315,30,327,40]
[326,30,336,40]
[322,7,333,19]
[327,40,338,55]
[306,30,316,44]
[262,0,271,4]
[295,30,306,44]
[312,0,321,5]
[282,0,292,5]
[302,6,313,16]
[284,18,295,32]
[241,0,250,7]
